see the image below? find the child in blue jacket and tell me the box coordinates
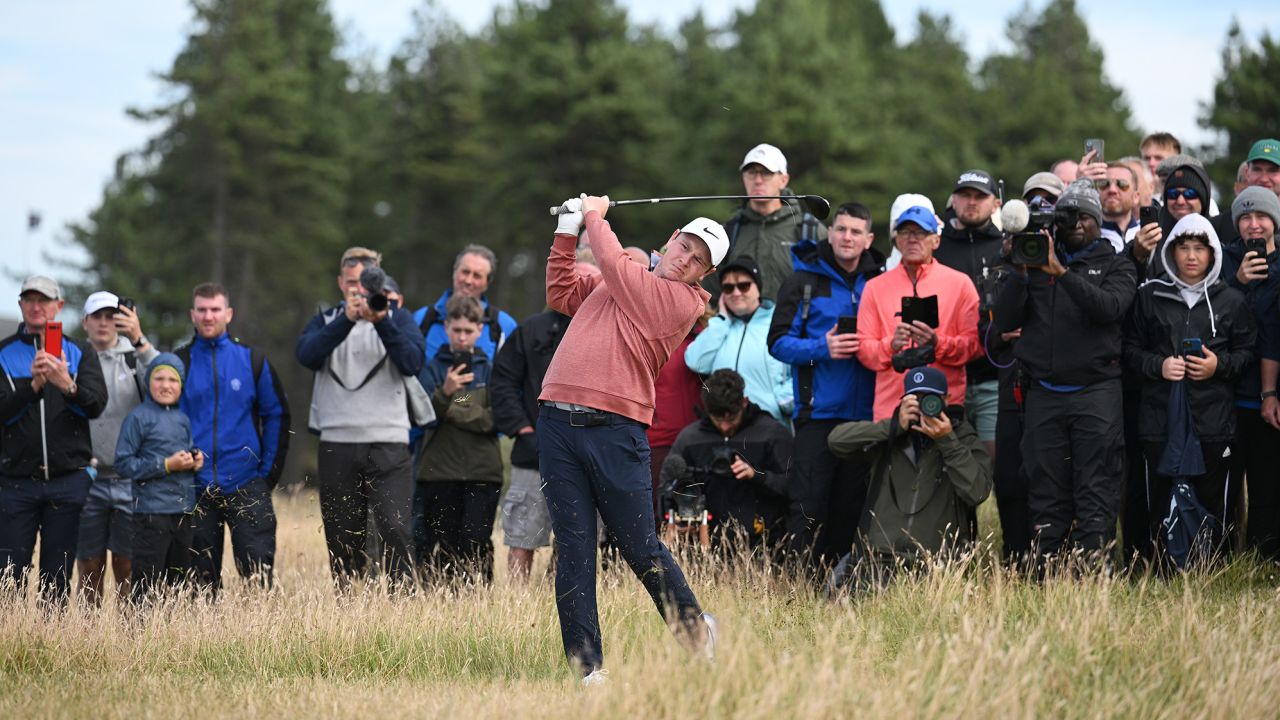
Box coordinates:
[115,353,203,603]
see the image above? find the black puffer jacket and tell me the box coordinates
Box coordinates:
[490,310,570,469]
[994,239,1137,386]
[937,213,1006,385]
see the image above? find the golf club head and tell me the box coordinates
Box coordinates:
[798,195,831,221]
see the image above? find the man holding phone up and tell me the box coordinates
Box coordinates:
[0,275,107,603]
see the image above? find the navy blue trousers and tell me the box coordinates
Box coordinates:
[537,406,701,674]
[0,470,92,603]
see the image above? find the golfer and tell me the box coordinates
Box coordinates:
[539,194,721,683]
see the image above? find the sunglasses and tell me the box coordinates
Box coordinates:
[721,281,755,295]
[1166,187,1200,201]
[1094,179,1131,190]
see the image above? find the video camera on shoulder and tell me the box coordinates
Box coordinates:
[1004,197,1080,267]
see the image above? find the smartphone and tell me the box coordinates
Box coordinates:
[901,295,940,329]
[43,321,63,359]
[1085,138,1105,162]
[1246,237,1268,257]
[1139,205,1159,227]
[836,315,857,335]
[118,297,135,311]
[1181,338,1203,358]
[453,350,473,373]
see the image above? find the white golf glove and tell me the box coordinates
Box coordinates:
[556,196,585,236]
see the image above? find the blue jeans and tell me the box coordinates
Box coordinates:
[537,405,702,674]
[0,470,92,603]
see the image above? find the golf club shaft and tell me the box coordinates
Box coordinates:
[549,195,810,215]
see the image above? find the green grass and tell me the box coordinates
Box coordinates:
[2,492,1279,719]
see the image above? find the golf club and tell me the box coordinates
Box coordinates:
[549,194,831,221]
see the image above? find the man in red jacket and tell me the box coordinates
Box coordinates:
[538,195,721,684]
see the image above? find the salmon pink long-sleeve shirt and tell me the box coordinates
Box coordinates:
[855,258,981,422]
[539,211,709,425]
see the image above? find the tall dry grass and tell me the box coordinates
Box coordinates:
[2,491,1279,719]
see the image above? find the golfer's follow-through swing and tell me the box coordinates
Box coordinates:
[536,193,724,683]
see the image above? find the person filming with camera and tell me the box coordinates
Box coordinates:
[826,366,991,592]
[660,369,792,555]
[856,204,982,423]
[993,180,1136,568]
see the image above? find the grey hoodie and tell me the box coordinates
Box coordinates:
[89,335,158,472]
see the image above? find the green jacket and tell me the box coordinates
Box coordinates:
[416,383,502,484]
[827,412,991,563]
[719,189,827,300]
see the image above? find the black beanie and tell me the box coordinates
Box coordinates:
[1166,165,1209,202]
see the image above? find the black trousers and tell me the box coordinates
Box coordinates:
[131,513,193,604]
[415,480,501,584]
[0,470,91,604]
[1120,371,1154,564]
[1022,380,1125,558]
[1233,408,1280,559]
[317,441,415,588]
[993,367,1031,561]
[785,418,869,574]
[191,478,277,594]
[1144,440,1233,562]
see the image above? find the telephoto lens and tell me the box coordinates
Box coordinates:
[917,392,946,418]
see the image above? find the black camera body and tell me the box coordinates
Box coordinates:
[892,345,936,373]
[1009,206,1082,267]
[707,446,738,478]
[359,266,390,312]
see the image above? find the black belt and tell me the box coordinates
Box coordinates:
[539,404,627,428]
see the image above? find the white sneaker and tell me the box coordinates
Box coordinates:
[581,669,609,688]
[701,612,718,663]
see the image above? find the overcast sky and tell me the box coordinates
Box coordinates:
[2,0,1275,313]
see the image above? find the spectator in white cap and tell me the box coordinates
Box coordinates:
[74,291,158,606]
[722,143,827,299]
[1,275,108,605]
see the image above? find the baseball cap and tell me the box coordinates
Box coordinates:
[953,169,997,196]
[718,254,762,288]
[890,193,936,231]
[894,206,939,234]
[679,217,730,266]
[1247,138,1280,166]
[83,291,120,316]
[903,366,947,396]
[739,143,788,174]
[20,275,61,300]
[1022,171,1066,200]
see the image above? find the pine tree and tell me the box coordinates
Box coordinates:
[1201,22,1280,200]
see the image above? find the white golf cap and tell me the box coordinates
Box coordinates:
[679,217,730,266]
[83,291,120,316]
[739,143,788,174]
[889,193,938,232]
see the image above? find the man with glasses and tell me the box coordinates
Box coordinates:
[1097,163,1141,252]
[769,202,885,575]
[722,143,826,299]
[296,247,425,590]
[685,255,792,423]
[0,276,107,604]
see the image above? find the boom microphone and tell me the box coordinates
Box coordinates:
[1000,198,1030,233]
[660,454,688,487]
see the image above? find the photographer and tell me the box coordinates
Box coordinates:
[660,369,792,554]
[1123,216,1254,564]
[296,247,425,590]
[856,205,981,423]
[993,181,1136,565]
[826,367,991,592]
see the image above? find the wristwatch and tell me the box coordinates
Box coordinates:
[64,381,78,397]
[1263,390,1277,401]
[134,334,150,348]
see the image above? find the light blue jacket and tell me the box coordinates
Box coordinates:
[685,300,793,423]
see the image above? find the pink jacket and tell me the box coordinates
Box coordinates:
[540,211,709,425]
[855,259,981,422]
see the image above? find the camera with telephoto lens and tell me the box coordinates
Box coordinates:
[707,446,738,478]
[359,265,390,312]
[892,344,936,373]
[1010,202,1082,267]
[914,392,945,419]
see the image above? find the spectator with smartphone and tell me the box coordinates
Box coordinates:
[826,367,991,593]
[686,255,792,424]
[415,294,502,584]
[0,275,107,604]
[414,244,518,363]
[114,353,203,603]
[1123,215,1255,564]
[1213,139,1280,244]
[768,201,885,573]
[993,181,1136,568]
[297,247,425,590]
[1131,161,1214,280]
[75,291,158,606]
[1097,163,1142,253]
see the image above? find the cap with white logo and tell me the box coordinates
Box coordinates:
[739,143,788,174]
[678,217,730,266]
